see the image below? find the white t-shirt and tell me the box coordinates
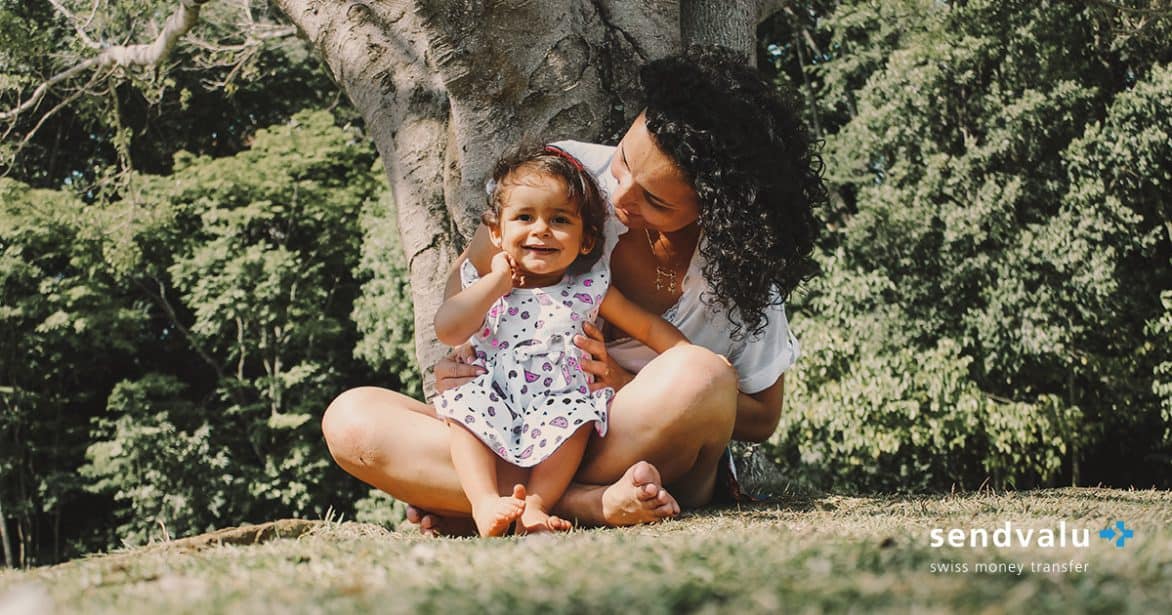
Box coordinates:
[554,140,801,394]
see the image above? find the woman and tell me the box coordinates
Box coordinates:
[322,46,824,533]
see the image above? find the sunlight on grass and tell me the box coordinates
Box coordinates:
[1,488,1168,613]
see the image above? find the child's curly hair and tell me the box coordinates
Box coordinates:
[642,45,826,339]
[483,145,608,274]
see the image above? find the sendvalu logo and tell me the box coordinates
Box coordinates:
[929,520,1135,549]
[1098,520,1135,548]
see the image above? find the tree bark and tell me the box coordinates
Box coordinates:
[681,0,789,61]
[272,0,781,395]
[0,495,13,567]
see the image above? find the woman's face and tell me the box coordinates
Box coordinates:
[608,113,701,233]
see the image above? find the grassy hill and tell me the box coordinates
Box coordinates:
[1,488,1168,613]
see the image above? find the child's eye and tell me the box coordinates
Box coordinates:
[516,214,532,221]
[554,216,570,224]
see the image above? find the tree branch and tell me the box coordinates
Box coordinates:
[0,0,213,123]
[133,274,238,405]
[48,0,102,50]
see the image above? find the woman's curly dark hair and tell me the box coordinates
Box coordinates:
[641,45,825,338]
[482,144,608,274]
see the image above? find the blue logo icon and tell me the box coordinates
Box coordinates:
[1098,521,1134,548]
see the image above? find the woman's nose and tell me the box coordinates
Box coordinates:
[612,174,638,211]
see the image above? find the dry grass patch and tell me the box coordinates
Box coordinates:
[1,488,1168,614]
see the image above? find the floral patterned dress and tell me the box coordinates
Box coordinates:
[435,259,614,467]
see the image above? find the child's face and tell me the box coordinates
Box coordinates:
[490,172,591,283]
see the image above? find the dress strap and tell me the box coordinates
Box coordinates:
[459,258,482,289]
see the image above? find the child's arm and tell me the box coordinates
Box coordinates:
[434,252,517,346]
[597,287,689,353]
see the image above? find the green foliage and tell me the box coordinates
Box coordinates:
[1,177,150,563]
[3,110,417,561]
[352,183,423,399]
[352,489,408,529]
[766,0,1172,490]
[777,254,1077,492]
[76,110,415,547]
[1150,292,1172,446]
[81,375,233,544]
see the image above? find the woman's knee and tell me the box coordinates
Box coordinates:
[635,345,737,432]
[648,345,736,402]
[321,387,387,466]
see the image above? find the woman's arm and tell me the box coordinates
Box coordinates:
[433,252,515,346]
[445,225,498,301]
[597,287,689,353]
[574,314,787,442]
[434,225,504,393]
[732,375,785,443]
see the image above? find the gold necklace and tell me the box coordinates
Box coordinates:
[644,229,679,294]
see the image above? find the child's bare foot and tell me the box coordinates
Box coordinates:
[600,460,679,526]
[518,504,573,534]
[470,484,527,537]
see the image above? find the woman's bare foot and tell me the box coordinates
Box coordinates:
[405,506,477,537]
[600,461,680,526]
[470,484,527,537]
[518,503,573,534]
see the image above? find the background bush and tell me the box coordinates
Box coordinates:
[1,111,420,563]
[761,0,1171,491]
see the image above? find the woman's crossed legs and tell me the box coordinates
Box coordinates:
[321,345,737,534]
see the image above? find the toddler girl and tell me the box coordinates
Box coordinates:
[434,145,688,536]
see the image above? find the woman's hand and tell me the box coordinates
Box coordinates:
[574,322,635,392]
[434,343,486,394]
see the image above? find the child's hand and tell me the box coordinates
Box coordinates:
[490,251,525,288]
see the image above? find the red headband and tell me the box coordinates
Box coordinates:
[544,144,585,172]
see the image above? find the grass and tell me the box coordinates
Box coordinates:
[1,488,1169,613]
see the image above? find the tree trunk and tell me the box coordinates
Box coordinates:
[681,0,758,60]
[0,495,14,567]
[273,0,783,395]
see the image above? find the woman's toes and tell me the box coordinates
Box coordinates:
[654,489,679,516]
[638,483,660,501]
[418,515,440,536]
[630,460,661,487]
